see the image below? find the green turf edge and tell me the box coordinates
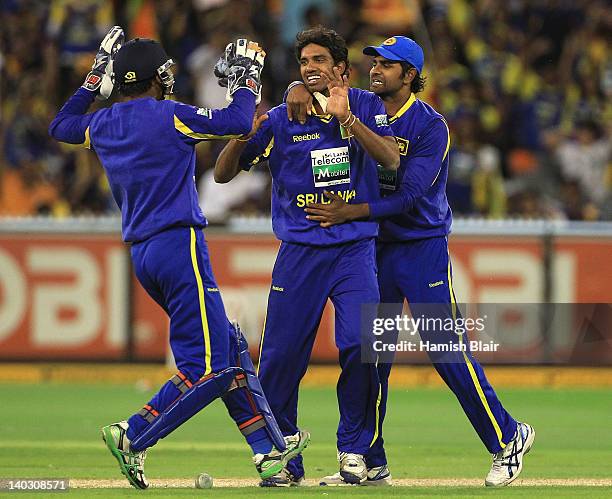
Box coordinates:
[6,486,612,498]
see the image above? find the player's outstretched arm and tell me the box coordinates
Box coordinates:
[49,26,124,145]
[176,39,267,144]
[214,113,269,183]
[368,118,450,219]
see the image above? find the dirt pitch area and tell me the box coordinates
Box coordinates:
[71,478,612,488]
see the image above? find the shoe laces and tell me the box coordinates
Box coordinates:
[338,452,364,465]
[491,430,521,471]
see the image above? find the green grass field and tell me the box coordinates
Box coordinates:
[2,383,611,497]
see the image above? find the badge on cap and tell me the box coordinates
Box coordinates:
[125,71,137,82]
[383,37,397,46]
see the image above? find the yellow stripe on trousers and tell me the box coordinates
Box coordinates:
[369,376,382,447]
[447,258,506,449]
[256,309,268,376]
[190,228,212,375]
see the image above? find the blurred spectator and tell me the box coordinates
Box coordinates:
[556,121,610,207]
[198,169,270,223]
[0,0,610,221]
[187,25,234,109]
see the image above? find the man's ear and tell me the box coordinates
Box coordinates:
[336,61,347,76]
[403,68,416,86]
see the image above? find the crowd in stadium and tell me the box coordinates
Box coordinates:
[1,0,610,220]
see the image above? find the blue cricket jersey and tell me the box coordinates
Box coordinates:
[240,87,393,246]
[49,87,255,242]
[369,93,452,241]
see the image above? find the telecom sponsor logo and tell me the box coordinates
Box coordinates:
[311,147,351,187]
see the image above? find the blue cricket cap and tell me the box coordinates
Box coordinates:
[363,36,424,74]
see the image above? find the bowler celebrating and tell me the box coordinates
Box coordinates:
[215,26,399,486]
[295,36,535,487]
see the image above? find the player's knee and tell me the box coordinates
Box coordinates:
[177,364,207,383]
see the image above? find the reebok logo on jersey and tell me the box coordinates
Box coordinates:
[311,147,351,187]
[293,132,320,142]
[272,285,284,292]
[429,280,444,288]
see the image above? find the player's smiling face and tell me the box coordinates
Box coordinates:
[299,43,343,93]
[369,56,405,96]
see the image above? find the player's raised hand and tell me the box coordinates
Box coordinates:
[82,25,124,100]
[321,66,350,123]
[218,39,266,104]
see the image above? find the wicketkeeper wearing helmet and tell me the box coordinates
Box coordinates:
[49,27,309,489]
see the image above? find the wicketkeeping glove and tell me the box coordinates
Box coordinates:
[214,39,266,104]
[82,25,125,100]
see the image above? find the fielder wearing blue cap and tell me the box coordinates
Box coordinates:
[363,36,424,74]
[294,35,536,487]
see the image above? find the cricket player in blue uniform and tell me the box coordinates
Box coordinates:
[49,28,309,489]
[293,36,535,487]
[214,27,399,487]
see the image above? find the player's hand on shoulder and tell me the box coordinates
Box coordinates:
[215,39,266,104]
[286,82,312,124]
[82,25,125,100]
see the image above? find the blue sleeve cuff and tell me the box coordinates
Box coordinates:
[368,195,412,219]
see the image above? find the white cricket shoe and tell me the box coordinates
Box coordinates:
[320,463,391,486]
[363,464,392,486]
[319,472,350,486]
[339,452,367,484]
[319,452,367,485]
[485,422,535,486]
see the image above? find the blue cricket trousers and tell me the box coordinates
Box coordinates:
[125,227,266,448]
[257,237,381,478]
[367,236,517,468]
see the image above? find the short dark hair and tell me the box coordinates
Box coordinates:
[295,26,350,75]
[118,77,154,97]
[399,61,426,93]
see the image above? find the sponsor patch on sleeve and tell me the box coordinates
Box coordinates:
[375,114,389,127]
[395,136,409,155]
[378,164,397,191]
[196,107,212,119]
